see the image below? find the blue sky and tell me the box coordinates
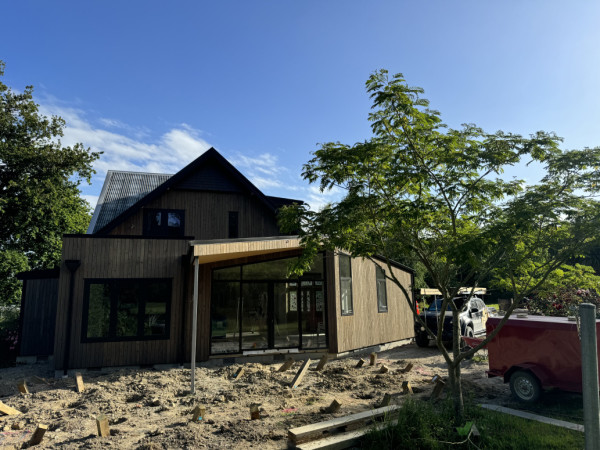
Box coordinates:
[2,1,600,210]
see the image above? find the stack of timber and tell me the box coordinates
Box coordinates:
[288,404,401,449]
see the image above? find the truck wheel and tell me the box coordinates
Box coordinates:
[510,370,541,403]
[415,332,429,348]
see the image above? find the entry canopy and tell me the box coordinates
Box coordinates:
[189,236,301,264]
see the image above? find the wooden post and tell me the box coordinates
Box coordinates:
[378,393,392,407]
[355,358,365,368]
[96,414,110,437]
[233,368,245,380]
[29,424,48,446]
[278,357,295,372]
[402,381,413,395]
[290,359,311,389]
[324,399,341,413]
[17,380,29,394]
[250,403,261,420]
[75,372,85,393]
[369,353,377,366]
[316,354,329,371]
[192,406,205,422]
[379,365,389,374]
[400,362,414,374]
[430,379,446,400]
[0,401,20,415]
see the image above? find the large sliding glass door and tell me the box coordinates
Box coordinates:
[210,254,327,355]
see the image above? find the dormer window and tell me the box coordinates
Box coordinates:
[143,209,185,237]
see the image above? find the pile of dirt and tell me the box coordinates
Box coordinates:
[0,344,509,449]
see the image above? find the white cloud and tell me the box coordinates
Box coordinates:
[81,194,99,210]
[306,185,345,211]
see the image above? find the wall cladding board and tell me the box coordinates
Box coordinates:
[110,190,281,239]
[333,255,414,354]
[54,237,189,370]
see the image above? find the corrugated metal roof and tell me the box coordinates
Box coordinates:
[88,171,172,233]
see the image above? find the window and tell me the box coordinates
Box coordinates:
[228,211,239,238]
[376,265,388,313]
[83,279,171,342]
[339,254,353,315]
[143,209,185,236]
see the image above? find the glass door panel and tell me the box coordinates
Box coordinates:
[241,282,269,350]
[211,281,241,354]
[273,282,299,348]
[300,280,327,349]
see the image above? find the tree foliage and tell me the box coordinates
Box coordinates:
[0,60,100,304]
[279,70,600,418]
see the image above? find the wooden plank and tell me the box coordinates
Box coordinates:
[17,380,29,394]
[379,365,389,374]
[29,424,48,445]
[355,359,365,368]
[288,405,401,444]
[250,403,261,420]
[96,414,110,437]
[430,379,446,400]
[75,372,85,393]
[320,399,341,414]
[0,401,20,415]
[402,381,413,395]
[233,368,245,380]
[296,423,388,450]
[192,406,205,422]
[278,357,295,372]
[377,393,392,407]
[290,359,311,389]
[400,362,413,374]
[316,354,329,371]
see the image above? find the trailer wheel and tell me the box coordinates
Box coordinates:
[415,332,429,348]
[510,370,541,403]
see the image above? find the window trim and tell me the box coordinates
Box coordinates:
[81,278,172,343]
[376,265,388,313]
[143,208,185,237]
[339,254,354,316]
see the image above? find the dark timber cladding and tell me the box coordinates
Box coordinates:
[17,269,60,357]
[54,236,189,370]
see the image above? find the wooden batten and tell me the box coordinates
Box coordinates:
[191,237,301,264]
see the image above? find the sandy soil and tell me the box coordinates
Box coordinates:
[0,343,510,449]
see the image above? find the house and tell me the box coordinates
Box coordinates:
[18,148,416,371]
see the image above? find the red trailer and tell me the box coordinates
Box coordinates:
[486,315,600,402]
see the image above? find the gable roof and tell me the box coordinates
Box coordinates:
[91,148,303,235]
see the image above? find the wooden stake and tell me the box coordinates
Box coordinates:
[233,368,245,380]
[355,358,365,368]
[17,380,29,394]
[402,381,413,395]
[379,365,389,374]
[0,401,20,415]
[324,399,341,413]
[96,414,110,437]
[290,359,311,389]
[430,379,446,400]
[369,353,377,366]
[75,372,85,393]
[250,403,261,420]
[192,406,206,422]
[278,357,295,372]
[29,424,48,446]
[378,393,392,407]
[316,354,329,371]
[400,362,414,374]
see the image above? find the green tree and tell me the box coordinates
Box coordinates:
[279,70,600,419]
[0,60,100,305]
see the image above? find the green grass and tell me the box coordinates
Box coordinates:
[361,398,584,449]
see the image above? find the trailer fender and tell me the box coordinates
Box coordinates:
[503,364,549,386]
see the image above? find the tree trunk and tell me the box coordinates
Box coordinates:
[447,362,464,421]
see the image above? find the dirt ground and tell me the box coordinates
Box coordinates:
[0,343,511,449]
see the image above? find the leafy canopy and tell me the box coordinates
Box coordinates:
[0,60,100,304]
[279,69,600,417]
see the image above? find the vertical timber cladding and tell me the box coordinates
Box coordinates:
[54,236,189,370]
[109,190,282,238]
[333,253,414,354]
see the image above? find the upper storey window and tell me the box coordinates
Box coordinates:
[143,209,185,237]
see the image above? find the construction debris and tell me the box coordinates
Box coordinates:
[355,358,365,368]
[379,365,389,374]
[320,399,341,414]
[316,354,329,371]
[290,359,311,389]
[192,405,205,422]
[402,381,413,395]
[278,357,295,372]
[29,423,48,446]
[17,380,29,394]
[377,393,392,407]
[233,368,245,380]
[250,403,261,420]
[431,378,446,400]
[0,401,20,416]
[369,353,377,366]
[400,362,414,374]
[75,372,85,393]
